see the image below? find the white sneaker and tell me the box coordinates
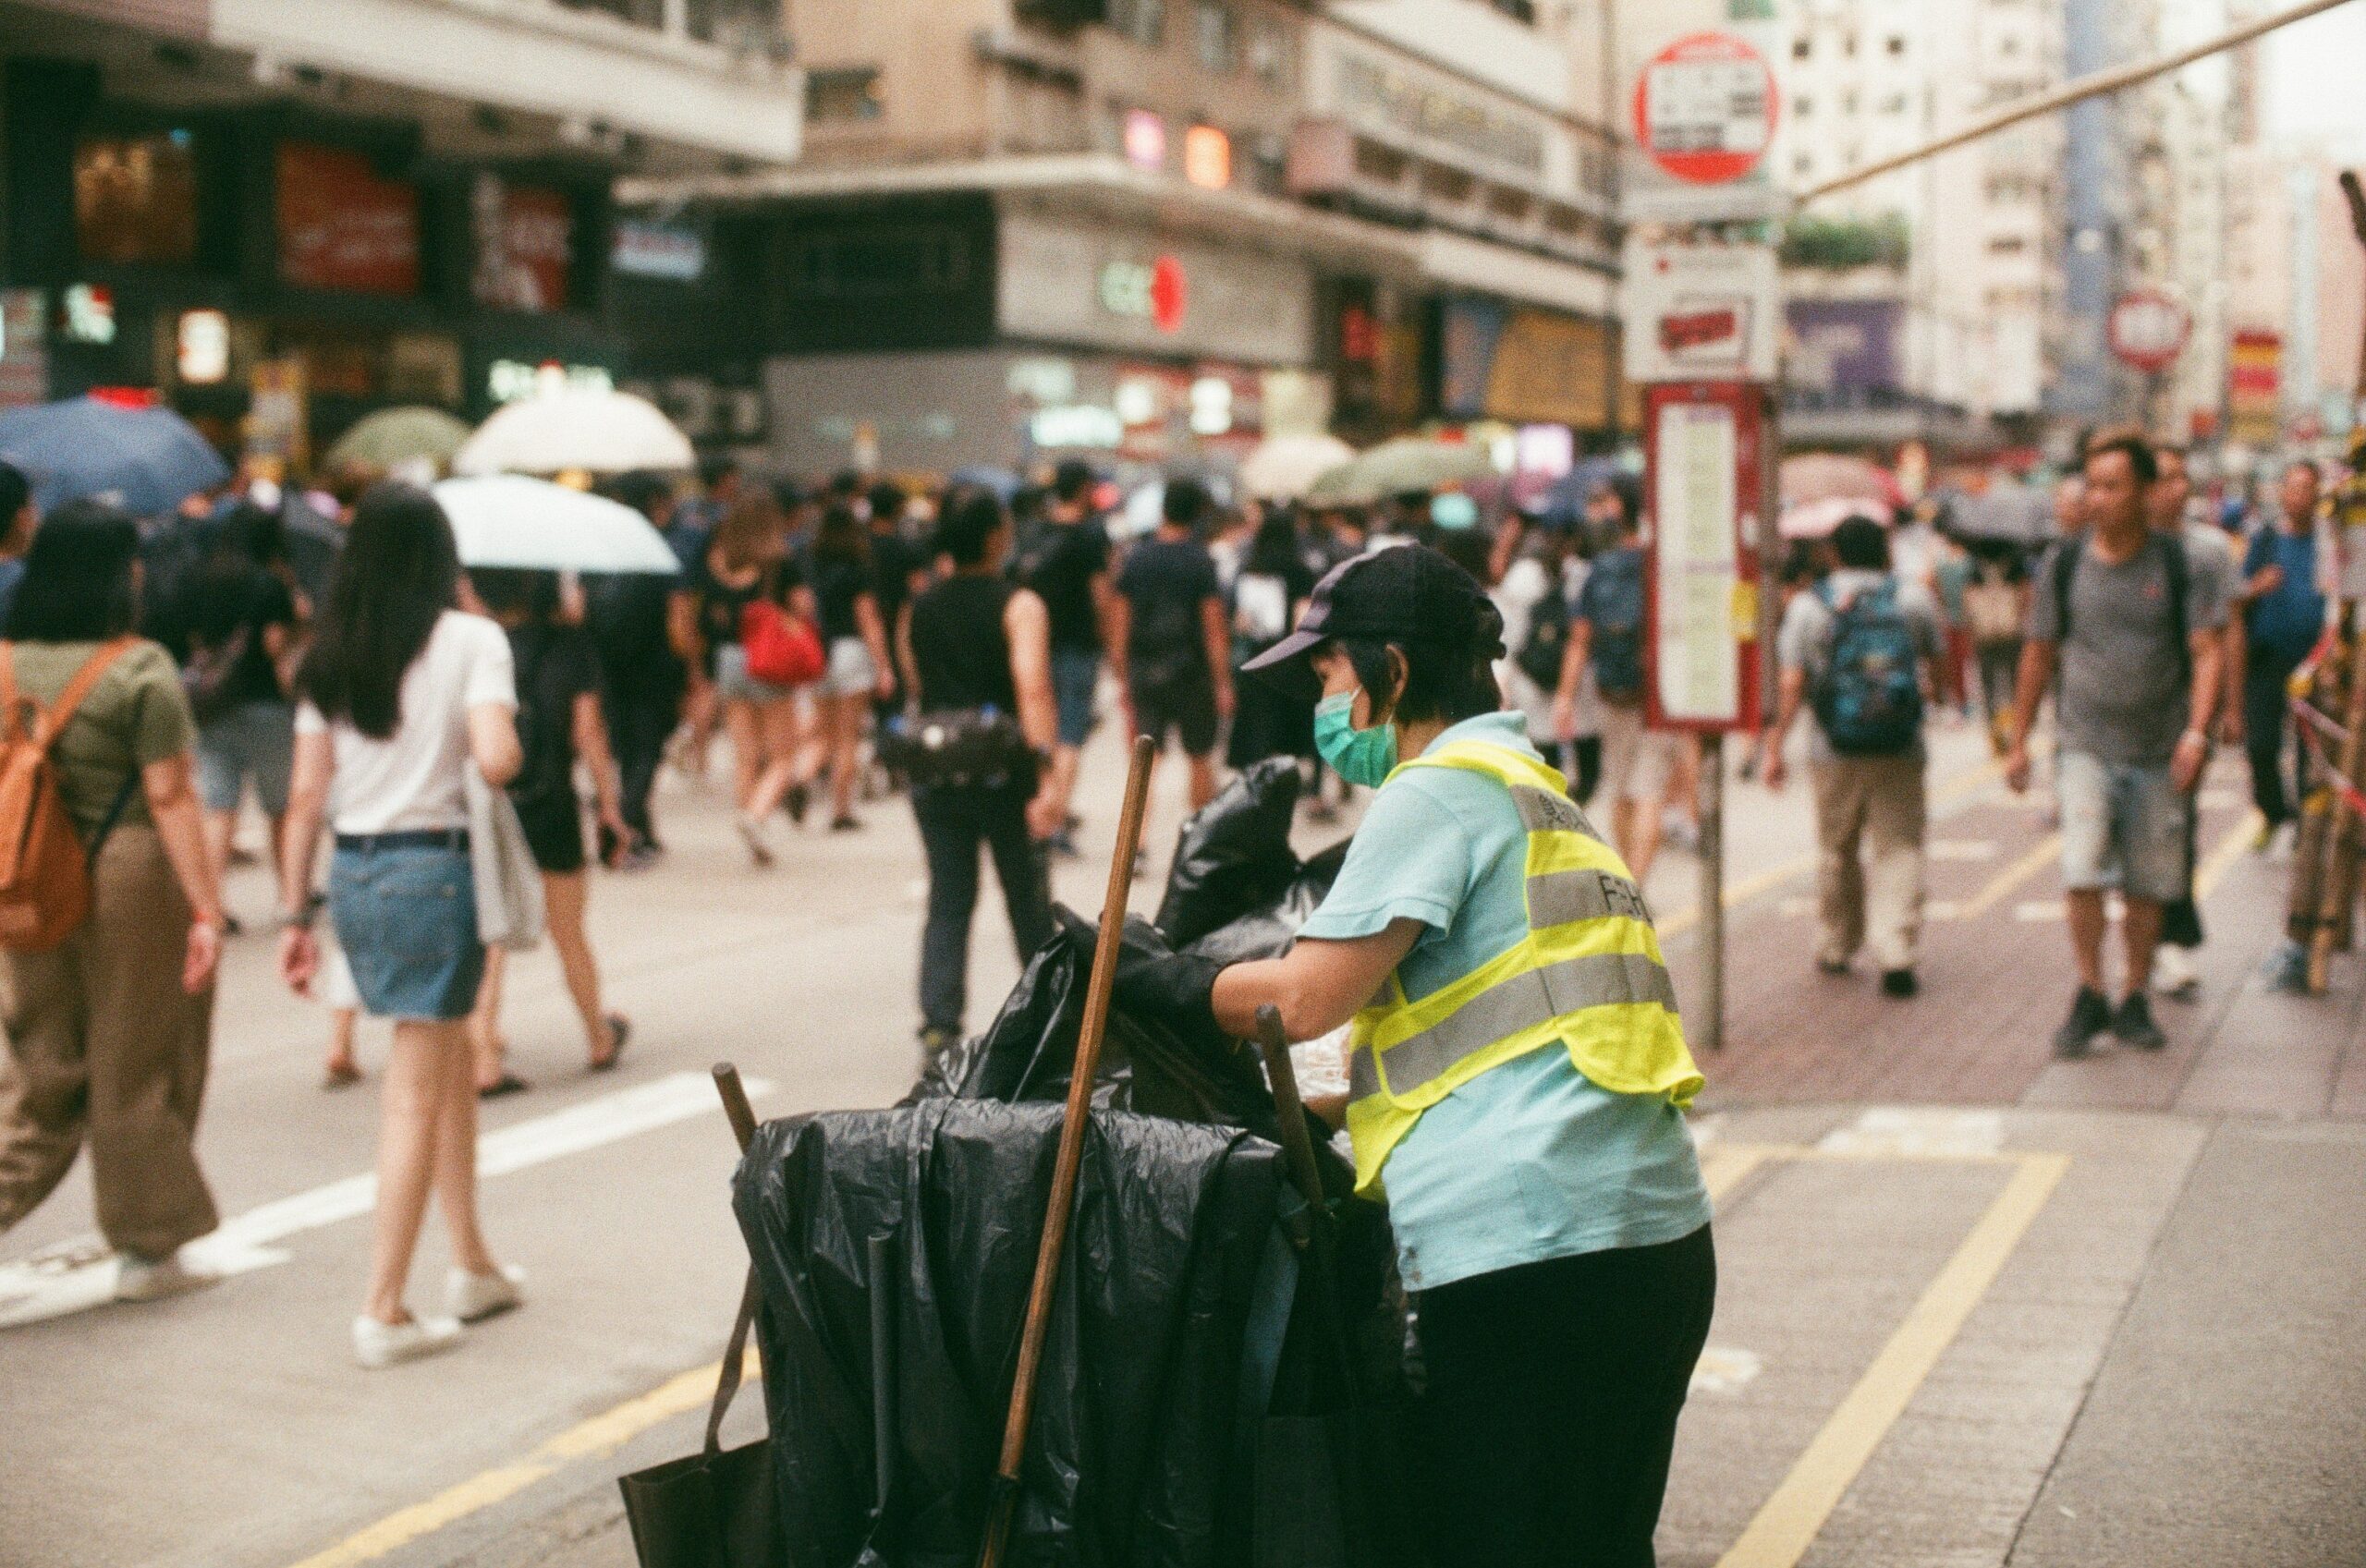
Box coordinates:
[352,1313,464,1369]
[2153,944,2201,1001]
[735,813,775,868]
[114,1250,220,1303]
[445,1264,525,1323]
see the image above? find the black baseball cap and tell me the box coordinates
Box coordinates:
[1241,544,1500,694]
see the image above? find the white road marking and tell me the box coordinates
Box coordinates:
[1817,1107,2005,1159]
[0,1071,774,1331]
[1690,1344,1763,1395]
[2014,899,2066,921]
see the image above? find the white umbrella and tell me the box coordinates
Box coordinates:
[1779,496,1888,540]
[433,475,679,575]
[452,388,694,477]
[1238,433,1356,501]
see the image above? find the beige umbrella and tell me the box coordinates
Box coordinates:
[454,388,694,477]
[1239,433,1357,501]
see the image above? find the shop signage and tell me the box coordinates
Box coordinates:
[472,175,574,313]
[1096,255,1189,334]
[2107,288,2189,374]
[612,220,706,283]
[176,310,230,385]
[0,291,47,409]
[247,358,308,475]
[1123,110,1167,173]
[61,284,116,345]
[486,359,613,405]
[1183,127,1231,190]
[72,129,199,268]
[1622,238,1779,383]
[1440,298,1616,429]
[275,142,421,297]
[1644,381,1764,735]
[2228,329,2283,445]
[1784,299,1903,395]
[1029,404,1124,450]
[1326,39,1546,177]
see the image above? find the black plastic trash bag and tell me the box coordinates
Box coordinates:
[915,910,1277,1136]
[1153,759,1306,947]
[1182,840,1350,967]
[732,1100,1295,1568]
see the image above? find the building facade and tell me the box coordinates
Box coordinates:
[0,0,803,468]
[622,0,1624,477]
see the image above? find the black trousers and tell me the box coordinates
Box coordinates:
[1414,1224,1716,1568]
[913,784,1055,1035]
[601,683,678,852]
[2245,652,2309,829]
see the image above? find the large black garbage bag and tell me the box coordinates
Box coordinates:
[915,910,1278,1135]
[733,1100,1289,1568]
[1153,760,1305,947]
[1182,840,1350,967]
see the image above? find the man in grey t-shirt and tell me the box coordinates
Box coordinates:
[2006,432,2226,1059]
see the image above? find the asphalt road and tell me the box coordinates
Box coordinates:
[3,717,2361,1568]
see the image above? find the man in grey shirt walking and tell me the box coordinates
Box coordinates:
[2005,431,2227,1058]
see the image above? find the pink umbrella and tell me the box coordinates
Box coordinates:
[1781,453,1903,510]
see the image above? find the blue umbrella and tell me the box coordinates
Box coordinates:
[947,465,1022,502]
[0,397,231,519]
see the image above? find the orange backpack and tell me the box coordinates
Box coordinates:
[0,639,138,951]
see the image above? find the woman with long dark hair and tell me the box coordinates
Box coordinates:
[808,504,896,831]
[0,501,226,1302]
[686,496,812,865]
[277,483,527,1368]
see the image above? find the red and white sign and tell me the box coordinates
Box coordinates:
[275,142,421,297]
[1644,381,1765,735]
[2107,289,2190,374]
[1632,32,1778,187]
[1622,238,1781,383]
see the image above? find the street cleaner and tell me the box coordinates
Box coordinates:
[1117,544,1714,1568]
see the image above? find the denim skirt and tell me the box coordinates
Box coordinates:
[328,841,483,1021]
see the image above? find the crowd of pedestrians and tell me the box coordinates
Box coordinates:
[0,419,2353,1368]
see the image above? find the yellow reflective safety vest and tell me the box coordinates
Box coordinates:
[1342,740,1703,1197]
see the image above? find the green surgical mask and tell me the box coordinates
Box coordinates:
[1314,690,1399,786]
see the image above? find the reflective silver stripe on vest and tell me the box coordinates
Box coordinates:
[1349,951,1677,1101]
[1526,868,1652,929]
[1508,784,1604,839]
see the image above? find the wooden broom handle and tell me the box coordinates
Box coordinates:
[979,735,1158,1566]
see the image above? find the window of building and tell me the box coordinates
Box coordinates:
[1987,235,2029,256]
[1795,96,1812,117]
[555,0,665,27]
[1794,152,1814,178]
[1843,31,1858,56]
[1886,34,1906,55]
[1842,90,1860,114]
[1793,36,1811,59]
[1109,0,1165,47]
[1879,93,1909,115]
[805,67,884,124]
[1998,34,2021,56]
[1489,0,1536,21]
[1194,0,1238,71]
[1248,18,1294,90]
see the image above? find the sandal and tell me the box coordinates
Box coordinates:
[589,1015,631,1073]
[322,1061,363,1091]
[477,1072,531,1100]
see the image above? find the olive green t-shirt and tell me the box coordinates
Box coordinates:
[6,639,197,835]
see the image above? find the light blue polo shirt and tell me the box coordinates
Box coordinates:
[1299,711,1712,1291]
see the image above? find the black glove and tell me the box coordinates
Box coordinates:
[1112,940,1227,1044]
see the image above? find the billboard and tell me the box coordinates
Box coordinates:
[1437,299,1616,428]
[1783,299,1904,395]
[275,142,421,297]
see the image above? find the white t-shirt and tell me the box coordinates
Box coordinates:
[296,611,517,835]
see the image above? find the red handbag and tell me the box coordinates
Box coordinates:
[741,600,825,687]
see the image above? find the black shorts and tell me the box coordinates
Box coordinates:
[515,796,587,876]
[1132,670,1219,758]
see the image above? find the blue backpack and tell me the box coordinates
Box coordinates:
[1585,548,1647,701]
[1811,578,1922,756]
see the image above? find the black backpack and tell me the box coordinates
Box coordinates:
[1517,577,1572,690]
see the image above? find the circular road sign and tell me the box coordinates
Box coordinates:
[2108,289,2190,374]
[1632,31,1779,186]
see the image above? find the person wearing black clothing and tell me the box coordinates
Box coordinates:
[584,475,689,864]
[188,503,302,926]
[808,505,896,831]
[1111,477,1234,812]
[464,569,630,1097]
[898,491,1059,1055]
[1017,459,1114,855]
[866,481,929,732]
[1226,509,1317,769]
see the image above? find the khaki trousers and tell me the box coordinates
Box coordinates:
[1810,756,1928,973]
[0,823,218,1258]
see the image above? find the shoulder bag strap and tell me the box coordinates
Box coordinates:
[84,687,149,861]
[701,1270,762,1459]
[35,638,139,752]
